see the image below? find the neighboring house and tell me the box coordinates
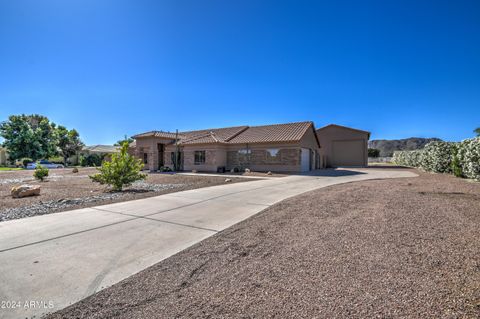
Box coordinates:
[70,145,120,165]
[133,121,321,173]
[316,124,370,167]
[0,147,8,166]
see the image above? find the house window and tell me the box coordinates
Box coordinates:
[237,149,251,164]
[143,153,148,164]
[265,148,281,163]
[194,151,206,165]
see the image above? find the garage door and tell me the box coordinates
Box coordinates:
[331,140,365,167]
[301,148,310,172]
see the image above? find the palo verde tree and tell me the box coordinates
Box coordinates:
[89,142,146,191]
[57,126,84,166]
[0,114,59,161]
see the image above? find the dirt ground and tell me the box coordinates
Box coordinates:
[0,168,252,218]
[47,169,480,318]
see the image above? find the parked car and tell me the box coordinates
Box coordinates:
[26,160,64,169]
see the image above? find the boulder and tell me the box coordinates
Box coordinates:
[245,168,251,173]
[11,185,41,198]
[192,170,198,173]
[225,178,232,183]
[266,171,273,175]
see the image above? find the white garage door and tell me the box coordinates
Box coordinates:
[301,148,310,172]
[332,140,365,167]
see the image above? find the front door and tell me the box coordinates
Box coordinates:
[301,148,310,172]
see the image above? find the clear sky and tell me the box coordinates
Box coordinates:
[0,0,479,145]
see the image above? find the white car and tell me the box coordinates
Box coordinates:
[27,160,64,169]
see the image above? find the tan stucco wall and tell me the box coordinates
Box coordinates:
[316,126,369,167]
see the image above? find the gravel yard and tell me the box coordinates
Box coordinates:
[47,169,480,318]
[0,168,251,222]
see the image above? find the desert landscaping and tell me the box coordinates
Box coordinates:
[0,168,253,222]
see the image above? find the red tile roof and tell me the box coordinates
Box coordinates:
[133,122,318,146]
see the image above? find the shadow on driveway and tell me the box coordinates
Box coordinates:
[299,169,367,177]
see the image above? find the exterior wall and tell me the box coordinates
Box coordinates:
[135,137,175,171]
[225,143,302,172]
[164,144,227,172]
[299,126,322,169]
[316,126,369,167]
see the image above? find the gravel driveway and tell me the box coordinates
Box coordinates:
[47,169,480,318]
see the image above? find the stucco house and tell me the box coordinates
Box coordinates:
[133,121,321,173]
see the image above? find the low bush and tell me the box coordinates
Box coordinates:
[368,148,380,158]
[392,149,423,168]
[33,164,49,181]
[21,157,33,167]
[159,166,172,172]
[79,154,103,167]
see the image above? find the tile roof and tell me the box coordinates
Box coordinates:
[228,122,313,144]
[83,145,120,153]
[133,122,317,146]
[317,124,370,138]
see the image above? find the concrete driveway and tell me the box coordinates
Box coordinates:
[0,168,416,319]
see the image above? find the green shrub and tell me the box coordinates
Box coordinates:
[79,154,103,167]
[392,150,423,167]
[419,141,456,173]
[368,148,380,158]
[33,164,49,181]
[159,166,172,172]
[21,157,33,167]
[89,143,146,191]
[457,137,480,180]
[451,155,463,178]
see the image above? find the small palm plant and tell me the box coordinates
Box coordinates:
[90,142,146,191]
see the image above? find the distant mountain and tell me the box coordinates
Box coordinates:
[368,137,442,157]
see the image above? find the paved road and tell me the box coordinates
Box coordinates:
[0,168,416,319]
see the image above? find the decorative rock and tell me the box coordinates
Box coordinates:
[11,185,41,198]
[245,168,251,173]
[225,178,232,183]
[230,169,235,173]
[266,171,273,175]
[72,168,79,173]
[192,170,198,173]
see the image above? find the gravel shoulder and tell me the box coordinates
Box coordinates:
[0,168,253,222]
[47,169,480,318]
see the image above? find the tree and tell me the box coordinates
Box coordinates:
[474,127,480,137]
[114,135,134,146]
[89,142,146,191]
[57,126,84,166]
[0,114,58,161]
[368,148,380,158]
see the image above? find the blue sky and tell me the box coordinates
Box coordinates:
[0,0,479,145]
